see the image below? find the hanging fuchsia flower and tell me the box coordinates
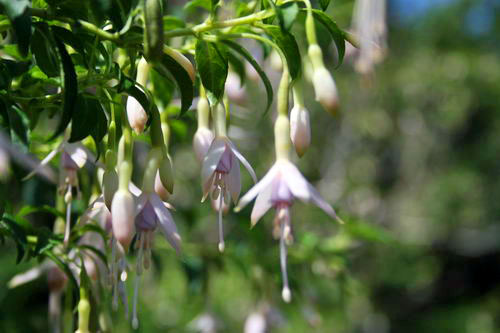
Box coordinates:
[235,159,341,302]
[201,136,257,252]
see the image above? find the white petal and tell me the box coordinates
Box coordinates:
[281,161,310,201]
[227,154,241,203]
[250,185,273,227]
[22,147,60,180]
[64,143,88,168]
[202,173,216,203]
[227,140,257,183]
[129,181,142,197]
[307,183,337,219]
[150,194,181,255]
[235,163,279,212]
[201,139,227,193]
[134,193,149,217]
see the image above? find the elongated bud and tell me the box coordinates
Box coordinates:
[144,0,164,62]
[193,127,214,163]
[103,169,118,210]
[270,49,283,72]
[290,105,311,157]
[111,189,135,251]
[154,171,170,201]
[76,286,91,333]
[312,67,339,115]
[158,156,174,194]
[164,46,196,82]
[126,96,148,134]
[225,71,246,105]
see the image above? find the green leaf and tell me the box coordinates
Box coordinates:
[17,205,65,219]
[0,214,28,263]
[51,34,78,140]
[69,95,108,143]
[152,52,194,116]
[279,2,299,31]
[50,26,88,66]
[6,104,30,150]
[319,0,331,11]
[183,0,211,12]
[31,24,60,77]
[150,67,175,108]
[227,51,246,84]
[262,25,301,80]
[79,244,108,266]
[310,9,346,67]
[163,16,185,30]
[0,59,31,89]
[221,40,274,114]
[117,75,153,124]
[195,39,228,105]
[0,0,31,57]
[44,250,78,289]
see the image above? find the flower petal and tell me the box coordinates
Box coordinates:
[65,143,88,169]
[201,138,227,193]
[227,153,241,203]
[282,161,310,201]
[250,185,273,227]
[150,194,181,255]
[307,184,338,219]
[235,163,279,212]
[134,193,149,217]
[22,146,60,181]
[227,140,257,183]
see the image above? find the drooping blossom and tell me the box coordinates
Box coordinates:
[235,159,341,302]
[202,136,257,252]
[352,0,387,74]
[290,105,311,157]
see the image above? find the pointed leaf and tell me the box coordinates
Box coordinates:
[31,24,60,77]
[263,25,301,80]
[195,39,228,104]
[69,95,108,143]
[310,9,346,67]
[319,0,331,11]
[221,40,273,114]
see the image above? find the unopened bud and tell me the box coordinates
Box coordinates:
[154,171,170,201]
[126,96,148,134]
[193,127,214,163]
[158,156,174,194]
[111,189,136,251]
[225,71,246,105]
[103,169,119,210]
[270,50,283,72]
[312,67,339,115]
[290,105,311,157]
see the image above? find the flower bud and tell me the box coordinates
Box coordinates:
[270,49,283,72]
[312,67,339,115]
[193,127,214,163]
[158,156,174,194]
[111,189,135,251]
[289,105,311,157]
[103,169,118,210]
[225,71,246,105]
[154,171,170,201]
[126,96,148,134]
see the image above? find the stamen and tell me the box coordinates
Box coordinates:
[212,187,220,201]
[136,232,145,276]
[111,238,119,311]
[132,272,140,330]
[120,258,128,282]
[218,189,225,253]
[280,219,291,303]
[144,248,151,270]
[118,279,129,319]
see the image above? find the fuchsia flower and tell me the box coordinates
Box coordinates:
[235,159,341,302]
[202,137,257,252]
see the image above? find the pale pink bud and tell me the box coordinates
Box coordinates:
[312,67,339,115]
[103,169,118,210]
[225,72,246,105]
[111,189,136,251]
[290,105,311,157]
[269,50,283,72]
[126,96,148,134]
[193,127,214,163]
[154,171,170,201]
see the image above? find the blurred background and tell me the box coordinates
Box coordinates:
[1,0,500,332]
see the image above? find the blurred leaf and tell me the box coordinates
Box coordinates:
[51,34,78,140]
[310,9,346,67]
[17,205,65,219]
[0,214,28,263]
[44,250,78,289]
[31,24,60,77]
[69,95,108,144]
[150,68,175,108]
[184,0,211,12]
[0,0,31,57]
[195,39,228,105]
[227,51,246,84]
[344,219,397,245]
[263,25,301,79]
[79,244,108,266]
[319,0,331,11]
[163,16,185,30]
[222,40,273,114]
[277,2,299,31]
[153,52,194,116]
[6,104,30,150]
